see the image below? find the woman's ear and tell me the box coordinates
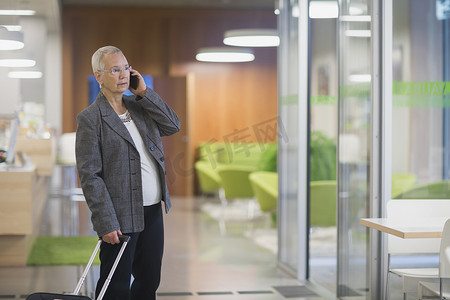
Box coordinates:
[94,71,103,87]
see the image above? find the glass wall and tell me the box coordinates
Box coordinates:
[392,0,450,199]
[337,0,373,297]
[278,0,301,275]
[308,13,338,294]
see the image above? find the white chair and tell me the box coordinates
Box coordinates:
[385,200,450,300]
[418,218,450,300]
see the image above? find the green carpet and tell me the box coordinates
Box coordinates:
[27,236,100,266]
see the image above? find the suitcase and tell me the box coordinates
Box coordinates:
[26,235,131,300]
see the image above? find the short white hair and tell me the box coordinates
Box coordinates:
[91,46,122,73]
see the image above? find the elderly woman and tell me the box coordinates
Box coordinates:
[75,45,180,300]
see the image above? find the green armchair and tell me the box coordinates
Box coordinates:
[394,180,450,199]
[249,171,278,226]
[216,164,256,200]
[194,160,222,195]
[310,180,336,227]
[391,173,417,198]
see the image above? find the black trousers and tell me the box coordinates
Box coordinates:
[95,202,164,300]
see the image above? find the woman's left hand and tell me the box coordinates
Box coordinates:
[129,68,147,98]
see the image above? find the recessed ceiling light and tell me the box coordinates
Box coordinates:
[196,47,255,63]
[223,29,279,47]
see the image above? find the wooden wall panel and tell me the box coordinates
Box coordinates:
[154,76,194,197]
[62,6,278,195]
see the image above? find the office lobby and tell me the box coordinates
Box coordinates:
[0,0,448,299]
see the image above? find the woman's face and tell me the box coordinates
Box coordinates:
[96,52,130,95]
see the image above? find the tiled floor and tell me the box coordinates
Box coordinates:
[0,193,334,300]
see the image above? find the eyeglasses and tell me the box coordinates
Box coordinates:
[99,65,132,75]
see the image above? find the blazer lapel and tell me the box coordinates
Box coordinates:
[96,93,135,147]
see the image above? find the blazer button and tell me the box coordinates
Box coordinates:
[150,146,155,151]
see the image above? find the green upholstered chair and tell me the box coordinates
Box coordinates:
[215,164,257,234]
[391,173,417,198]
[249,171,278,226]
[394,180,450,199]
[216,164,256,200]
[216,143,264,167]
[194,160,222,195]
[309,180,336,227]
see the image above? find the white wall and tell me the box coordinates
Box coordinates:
[0,67,21,115]
[0,14,62,135]
[45,32,62,135]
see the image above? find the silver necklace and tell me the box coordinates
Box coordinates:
[119,110,131,123]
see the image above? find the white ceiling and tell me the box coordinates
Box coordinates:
[61,0,275,9]
[0,0,276,34]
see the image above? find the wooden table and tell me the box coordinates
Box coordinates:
[360,217,448,239]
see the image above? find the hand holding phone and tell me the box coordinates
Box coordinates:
[129,74,139,90]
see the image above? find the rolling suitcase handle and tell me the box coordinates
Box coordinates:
[73,235,131,300]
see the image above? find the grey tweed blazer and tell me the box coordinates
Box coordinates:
[75,88,180,237]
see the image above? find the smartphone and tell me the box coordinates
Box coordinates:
[130,74,139,89]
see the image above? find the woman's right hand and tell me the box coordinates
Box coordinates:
[102,229,123,244]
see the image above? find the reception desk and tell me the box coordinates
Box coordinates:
[15,136,55,176]
[0,167,49,266]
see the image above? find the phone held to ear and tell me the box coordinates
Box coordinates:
[130,74,139,89]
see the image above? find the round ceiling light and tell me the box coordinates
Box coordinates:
[9,70,42,79]
[0,50,35,67]
[223,29,280,47]
[0,26,24,50]
[0,58,35,67]
[196,47,255,63]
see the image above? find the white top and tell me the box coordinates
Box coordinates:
[119,110,161,206]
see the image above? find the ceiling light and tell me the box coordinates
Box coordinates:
[345,30,371,37]
[349,74,371,83]
[196,47,255,63]
[8,70,42,79]
[0,58,35,67]
[274,1,280,15]
[340,15,371,22]
[0,10,35,16]
[0,50,35,67]
[348,3,367,15]
[0,26,23,50]
[292,4,299,18]
[0,16,22,31]
[309,1,339,19]
[223,29,279,47]
[2,25,21,31]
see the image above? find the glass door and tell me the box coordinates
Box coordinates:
[308,2,338,294]
[278,0,301,276]
[337,0,373,297]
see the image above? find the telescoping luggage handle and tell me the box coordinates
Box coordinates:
[73,235,131,300]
